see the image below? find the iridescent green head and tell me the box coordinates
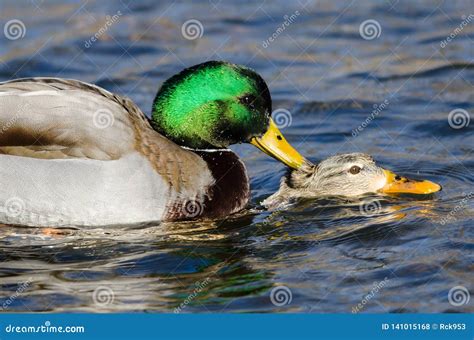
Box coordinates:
[151,61,271,149]
[152,61,307,170]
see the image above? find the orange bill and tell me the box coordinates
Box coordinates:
[380,169,441,195]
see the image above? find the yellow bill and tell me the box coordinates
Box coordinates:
[380,169,441,195]
[250,118,306,170]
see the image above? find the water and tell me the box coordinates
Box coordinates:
[0,0,473,313]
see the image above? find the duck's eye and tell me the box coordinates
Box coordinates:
[240,94,257,109]
[349,165,361,175]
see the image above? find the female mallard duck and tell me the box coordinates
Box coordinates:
[0,61,306,227]
[263,153,441,208]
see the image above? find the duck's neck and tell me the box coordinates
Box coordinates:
[192,148,250,219]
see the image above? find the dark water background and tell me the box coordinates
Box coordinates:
[0,0,473,313]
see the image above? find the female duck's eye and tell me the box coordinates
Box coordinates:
[349,165,361,175]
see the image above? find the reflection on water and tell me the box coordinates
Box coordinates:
[0,0,473,313]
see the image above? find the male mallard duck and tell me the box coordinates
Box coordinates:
[263,153,441,207]
[0,61,307,227]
